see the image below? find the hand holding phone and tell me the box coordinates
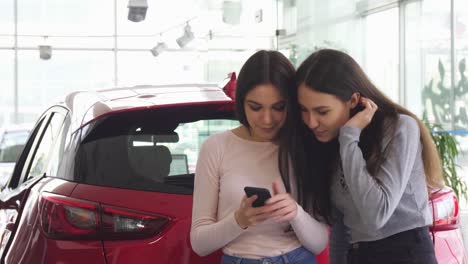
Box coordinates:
[244,186,272,208]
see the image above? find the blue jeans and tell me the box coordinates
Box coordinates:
[221,246,317,264]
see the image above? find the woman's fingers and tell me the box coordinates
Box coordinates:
[362,97,378,113]
[346,97,378,129]
[263,196,297,219]
[238,192,297,227]
[242,195,257,208]
[275,211,297,222]
[265,193,289,204]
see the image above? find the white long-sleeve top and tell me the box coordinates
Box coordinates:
[190,130,328,259]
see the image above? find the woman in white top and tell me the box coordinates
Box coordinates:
[190,50,328,264]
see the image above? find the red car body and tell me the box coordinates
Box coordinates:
[0,75,464,264]
[429,187,467,263]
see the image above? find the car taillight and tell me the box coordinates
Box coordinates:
[101,206,169,240]
[40,192,170,240]
[429,189,459,231]
[40,193,99,239]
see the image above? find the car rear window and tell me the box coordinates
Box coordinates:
[74,104,238,194]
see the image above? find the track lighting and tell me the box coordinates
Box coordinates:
[176,23,194,48]
[150,42,168,57]
[128,0,148,22]
[39,45,52,60]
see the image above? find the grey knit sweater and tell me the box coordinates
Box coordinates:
[329,114,432,264]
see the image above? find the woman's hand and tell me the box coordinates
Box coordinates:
[345,97,378,129]
[234,180,298,228]
[265,181,298,222]
[234,195,275,229]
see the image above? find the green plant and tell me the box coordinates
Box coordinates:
[423,115,468,202]
[422,58,468,130]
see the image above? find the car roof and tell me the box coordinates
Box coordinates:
[61,83,235,133]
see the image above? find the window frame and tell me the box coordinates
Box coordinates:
[11,106,68,188]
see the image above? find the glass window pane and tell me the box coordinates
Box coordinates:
[117,50,254,86]
[455,0,468,130]
[404,1,423,116]
[420,0,451,128]
[455,0,468,176]
[0,0,13,46]
[293,0,362,66]
[0,0,14,34]
[76,106,237,193]
[364,8,399,102]
[166,119,240,173]
[47,114,69,176]
[0,38,14,47]
[117,51,204,86]
[28,112,65,180]
[17,50,114,123]
[203,51,252,82]
[0,51,14,126]
[18,0,114,48]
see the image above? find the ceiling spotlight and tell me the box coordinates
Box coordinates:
[128,0,148,22]
[150,42,168,57]
[176,23,195,48]
[39,45,52,60]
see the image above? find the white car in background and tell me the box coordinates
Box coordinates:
[0,124,31,189]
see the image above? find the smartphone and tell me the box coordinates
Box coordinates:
[244,186,272,208]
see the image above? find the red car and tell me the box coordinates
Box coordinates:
[429,187,467,263]
[0,73,464,264]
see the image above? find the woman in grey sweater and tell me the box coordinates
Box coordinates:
[279,49,444,264]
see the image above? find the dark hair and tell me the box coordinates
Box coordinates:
[235,50,295,129]
[236,50,296,192]
[282,49,443,224]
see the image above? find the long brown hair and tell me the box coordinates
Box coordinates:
[235,50,296,192]
[280,49,444,223]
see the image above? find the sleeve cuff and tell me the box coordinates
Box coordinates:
[290,202,306,225]
[228,211,249,234]
[339,125,362,143]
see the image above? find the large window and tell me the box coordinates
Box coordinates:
[292,0,362,65]
[404,1,423,116]
[0,0,14,46]
[17,0,113,48]
[17,51,114,123]
[419,0,452,128]
[455,0,468,130]
[285,0,468,188]
[117,51,206,86]
[364,8,399,102]
[0,0,277,127]
[0,51,14,125]
[455,0,468,180]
